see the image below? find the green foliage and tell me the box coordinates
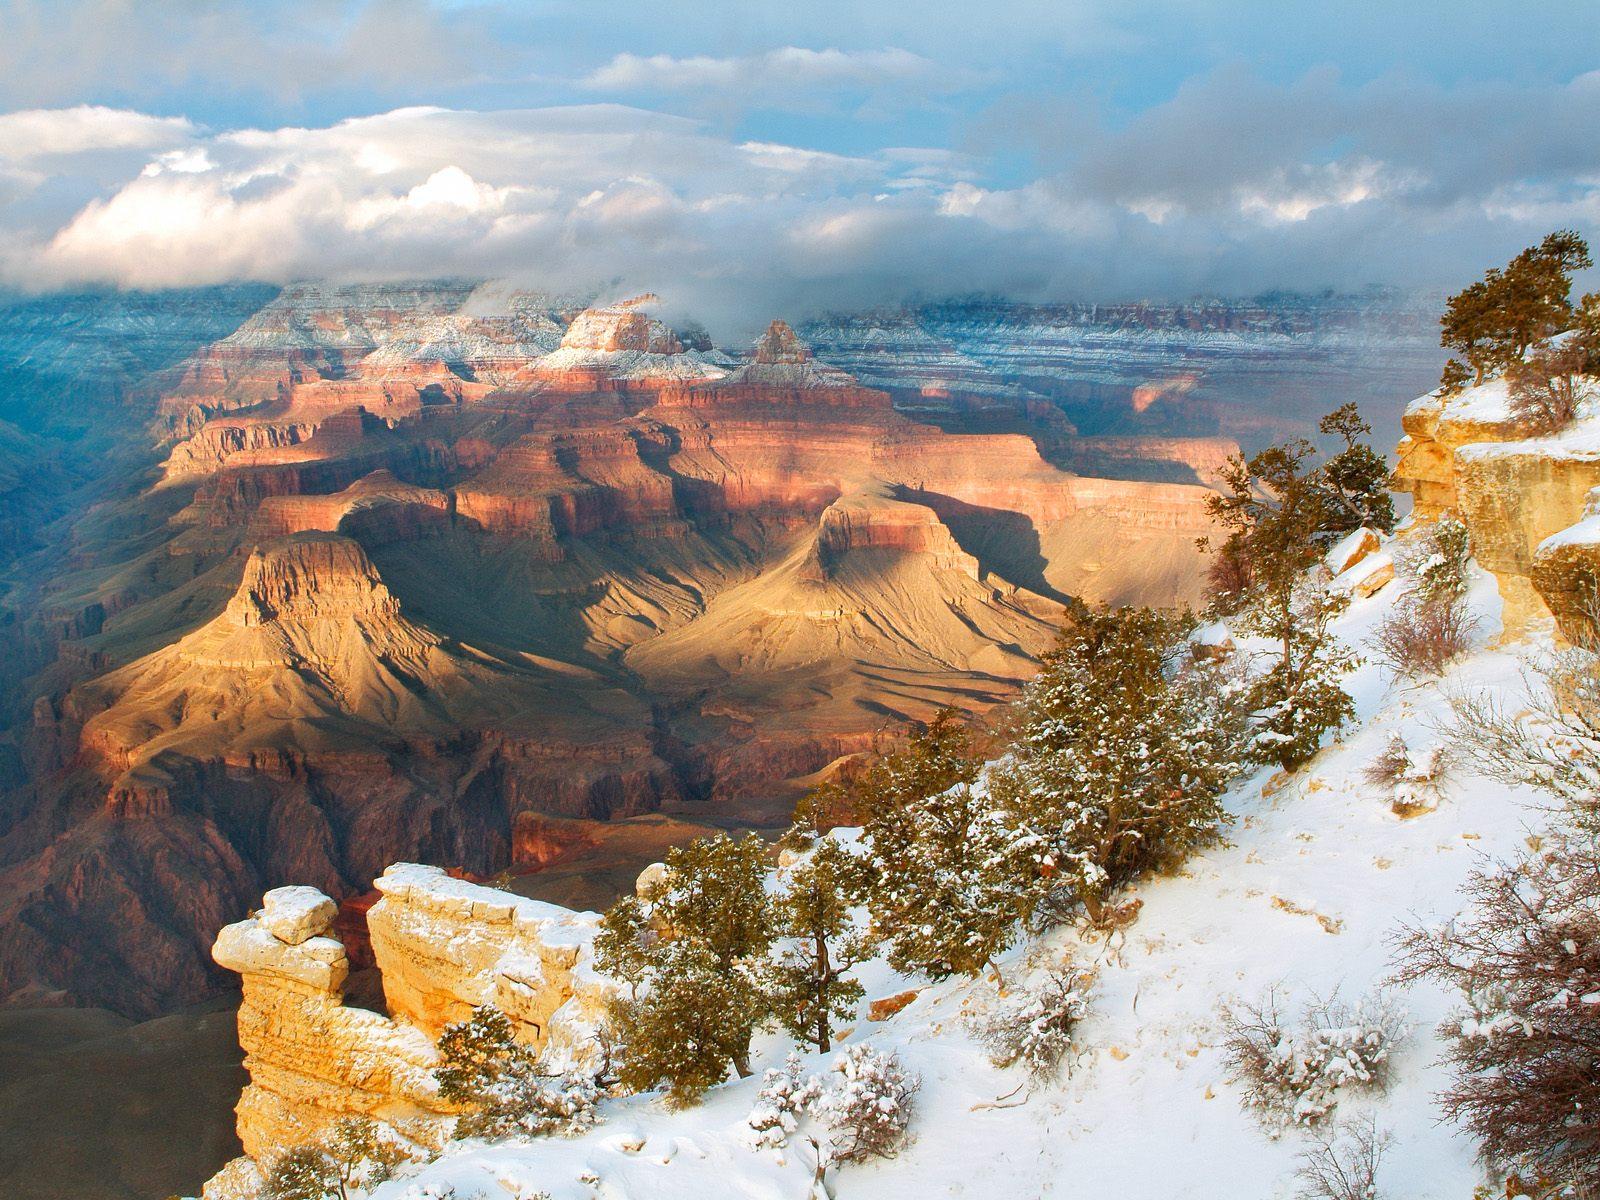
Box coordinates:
[435,1005,600,1141]
[263,1117,412,1200]
[608,939,762,1107]
[596,833,775,1105]
[1318,404,1396,535]
[767,837,872,1052]
[1402,514,1472,604]
[263,1147,341,1200]
[1202,410,1369,769]
[859,711,1032,978]
[1439,230,1593,389]
[990,606,1247,923]
[1238,581,1357,770]
[1204,404,1394,614]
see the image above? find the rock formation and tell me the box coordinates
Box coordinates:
[210,867,615,1166]
[1393,377,1600,636]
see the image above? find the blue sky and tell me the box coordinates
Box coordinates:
[0,0,1596,322]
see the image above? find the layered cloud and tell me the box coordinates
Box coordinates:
[581,47,972,111]
[1,64,1598,330]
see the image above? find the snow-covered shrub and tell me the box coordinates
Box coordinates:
[1362,733,1447,815]
[744,1053,824,1150]
[1509,341,1591,434]
[262,1146,339,1200]
[744,1046,920,1167]
[1398,514,1472,604]
[815,1044,920,1164]
[1221,989,1408,1132]
[1294,1116,1393,1200]
[1370,593,1477,678]
[1362,733,1412,791]
[1396,828,1600,1191]
[968,962,1095,1081]
[1240,579,1358,771]
[1449,647,1600,834]
[436,1005,603,1140]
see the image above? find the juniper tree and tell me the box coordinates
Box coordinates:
[768,837,872,1052]
[1203,412,1375,769]
[1439,230,1592,390]
[434,1004,600,1140]
[1318,404,1396,535]
[596,833,775,1104]
[1240,578,1357,770]
[263,1147,342,1200]
[990,606,1247,924]
[262,1117,411,1200]
[859,711,1032,978]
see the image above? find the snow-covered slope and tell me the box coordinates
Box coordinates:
[343,551,1543,1200]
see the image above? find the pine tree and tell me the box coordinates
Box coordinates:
[1318,404,1395,534]
[768,837,872,1052]
[596,833,775,1105]
[320,1118,410,1194]
[990,606,1247,924]
[608,938,763,1107]
[860,711,1032,978]
[1439,230,1592,389]
[1202,414,1369,769]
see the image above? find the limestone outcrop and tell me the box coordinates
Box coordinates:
[210,867,617,1165]
[1393,377,1600,635]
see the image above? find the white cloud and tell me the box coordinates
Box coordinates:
[0,105,195,162]
[2,78,1598,329]
[582,46,966,106]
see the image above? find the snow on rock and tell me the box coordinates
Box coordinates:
[1325,526,1382,576]
[1331,550,1394,598]
[1394,367,1600,636]
[257,884,338,946]
[366,864,618,1061]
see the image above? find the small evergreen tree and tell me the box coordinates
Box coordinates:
[435,1004,600,1140]
[1239,579,1357,770]
[768,837,872,1052]
[1203,413,1372,769]
[262,1146,341,1200]
[596,833,775,1105]
[1317,404,1396,534]
[1439,230,1592,389]
[990,606,1247,924]
[859,711,1032,978]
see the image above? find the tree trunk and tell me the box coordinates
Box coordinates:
[816,936,833,1052]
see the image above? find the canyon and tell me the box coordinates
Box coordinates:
[0,283,1442,1039]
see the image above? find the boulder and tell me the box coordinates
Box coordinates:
[258,885,337,945]
[1325,527,1381,576]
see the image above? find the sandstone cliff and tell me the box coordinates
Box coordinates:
[210,868,614,1163]
[1393,374,1600,639]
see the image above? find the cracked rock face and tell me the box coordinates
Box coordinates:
[208,868,619,1172]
